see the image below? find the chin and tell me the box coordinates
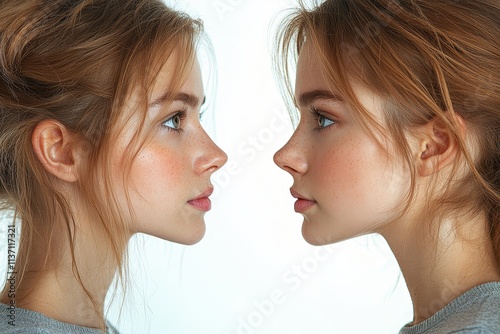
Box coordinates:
[301,220,355,246]
[143,219,206,245]
[179,232,205,245]
[302,223,331,246]
[173,222,206,246]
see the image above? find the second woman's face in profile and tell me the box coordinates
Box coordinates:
[111,55,227,245]
[274,42,410,246]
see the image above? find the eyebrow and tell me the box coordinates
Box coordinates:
[296,89,343,107]
[150,92,206,108]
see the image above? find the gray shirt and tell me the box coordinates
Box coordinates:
[0,304,119,334]
[400,282,500,334]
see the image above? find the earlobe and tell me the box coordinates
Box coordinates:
[417,117,460,177]
[32,120,79,182]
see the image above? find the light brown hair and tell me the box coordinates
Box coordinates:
[0,0,203,325]
[275,0,499,260]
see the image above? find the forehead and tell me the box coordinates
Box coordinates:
[150,54,204,102]
[295,41,331,98]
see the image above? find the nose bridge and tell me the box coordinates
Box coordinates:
[274,127,308,174]
[193,126,227,173]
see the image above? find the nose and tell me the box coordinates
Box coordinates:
[273,134,308,176]
[194,130,228,175]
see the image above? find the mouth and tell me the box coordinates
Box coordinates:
[188,187,214,212]
[290,188,316,213]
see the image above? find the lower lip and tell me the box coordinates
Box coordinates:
[188,198,211,211]
[294,199,316,213]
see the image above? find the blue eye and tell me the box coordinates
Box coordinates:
[310,107,336,131]
[317,115,335,128]
[162,111,186,132]
[164,115,181,129]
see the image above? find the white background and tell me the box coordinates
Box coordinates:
[1,0,414,333]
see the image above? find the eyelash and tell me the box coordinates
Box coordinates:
[310,107,336,132]
[161,110,187,133]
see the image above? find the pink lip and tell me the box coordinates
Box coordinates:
[290,188,316,213]
[188,187,213,212]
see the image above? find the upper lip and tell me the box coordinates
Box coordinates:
[290,188,315,201]
[189,187,214,201]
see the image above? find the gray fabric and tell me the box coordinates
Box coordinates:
[400,282,500,334]
[0,303,119,334]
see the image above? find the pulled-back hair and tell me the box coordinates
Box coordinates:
[275,0,499,260]
[0,0,203,323]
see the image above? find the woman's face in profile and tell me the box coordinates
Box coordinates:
[110,56,228,245]
[274,42,410,246]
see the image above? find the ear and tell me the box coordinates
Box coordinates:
[416,116,464,177]
[31,120,80,182]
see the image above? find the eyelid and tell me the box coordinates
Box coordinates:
[309,106,333,120]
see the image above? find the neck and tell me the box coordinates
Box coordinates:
[2,220,127,329]
[382,213,500,325]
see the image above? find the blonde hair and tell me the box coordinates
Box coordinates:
[0,0,203,325]
[275,0,500,259]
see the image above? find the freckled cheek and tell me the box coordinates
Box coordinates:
[313,138,382,202]
[319,151,361,198]
[128,145,188,196]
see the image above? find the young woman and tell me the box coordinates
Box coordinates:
[0,0,227,332]
[273,0,500,332]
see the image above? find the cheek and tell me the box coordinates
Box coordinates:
[312,132,401,212]
[314,135,377,196]
[129,142,187,194]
